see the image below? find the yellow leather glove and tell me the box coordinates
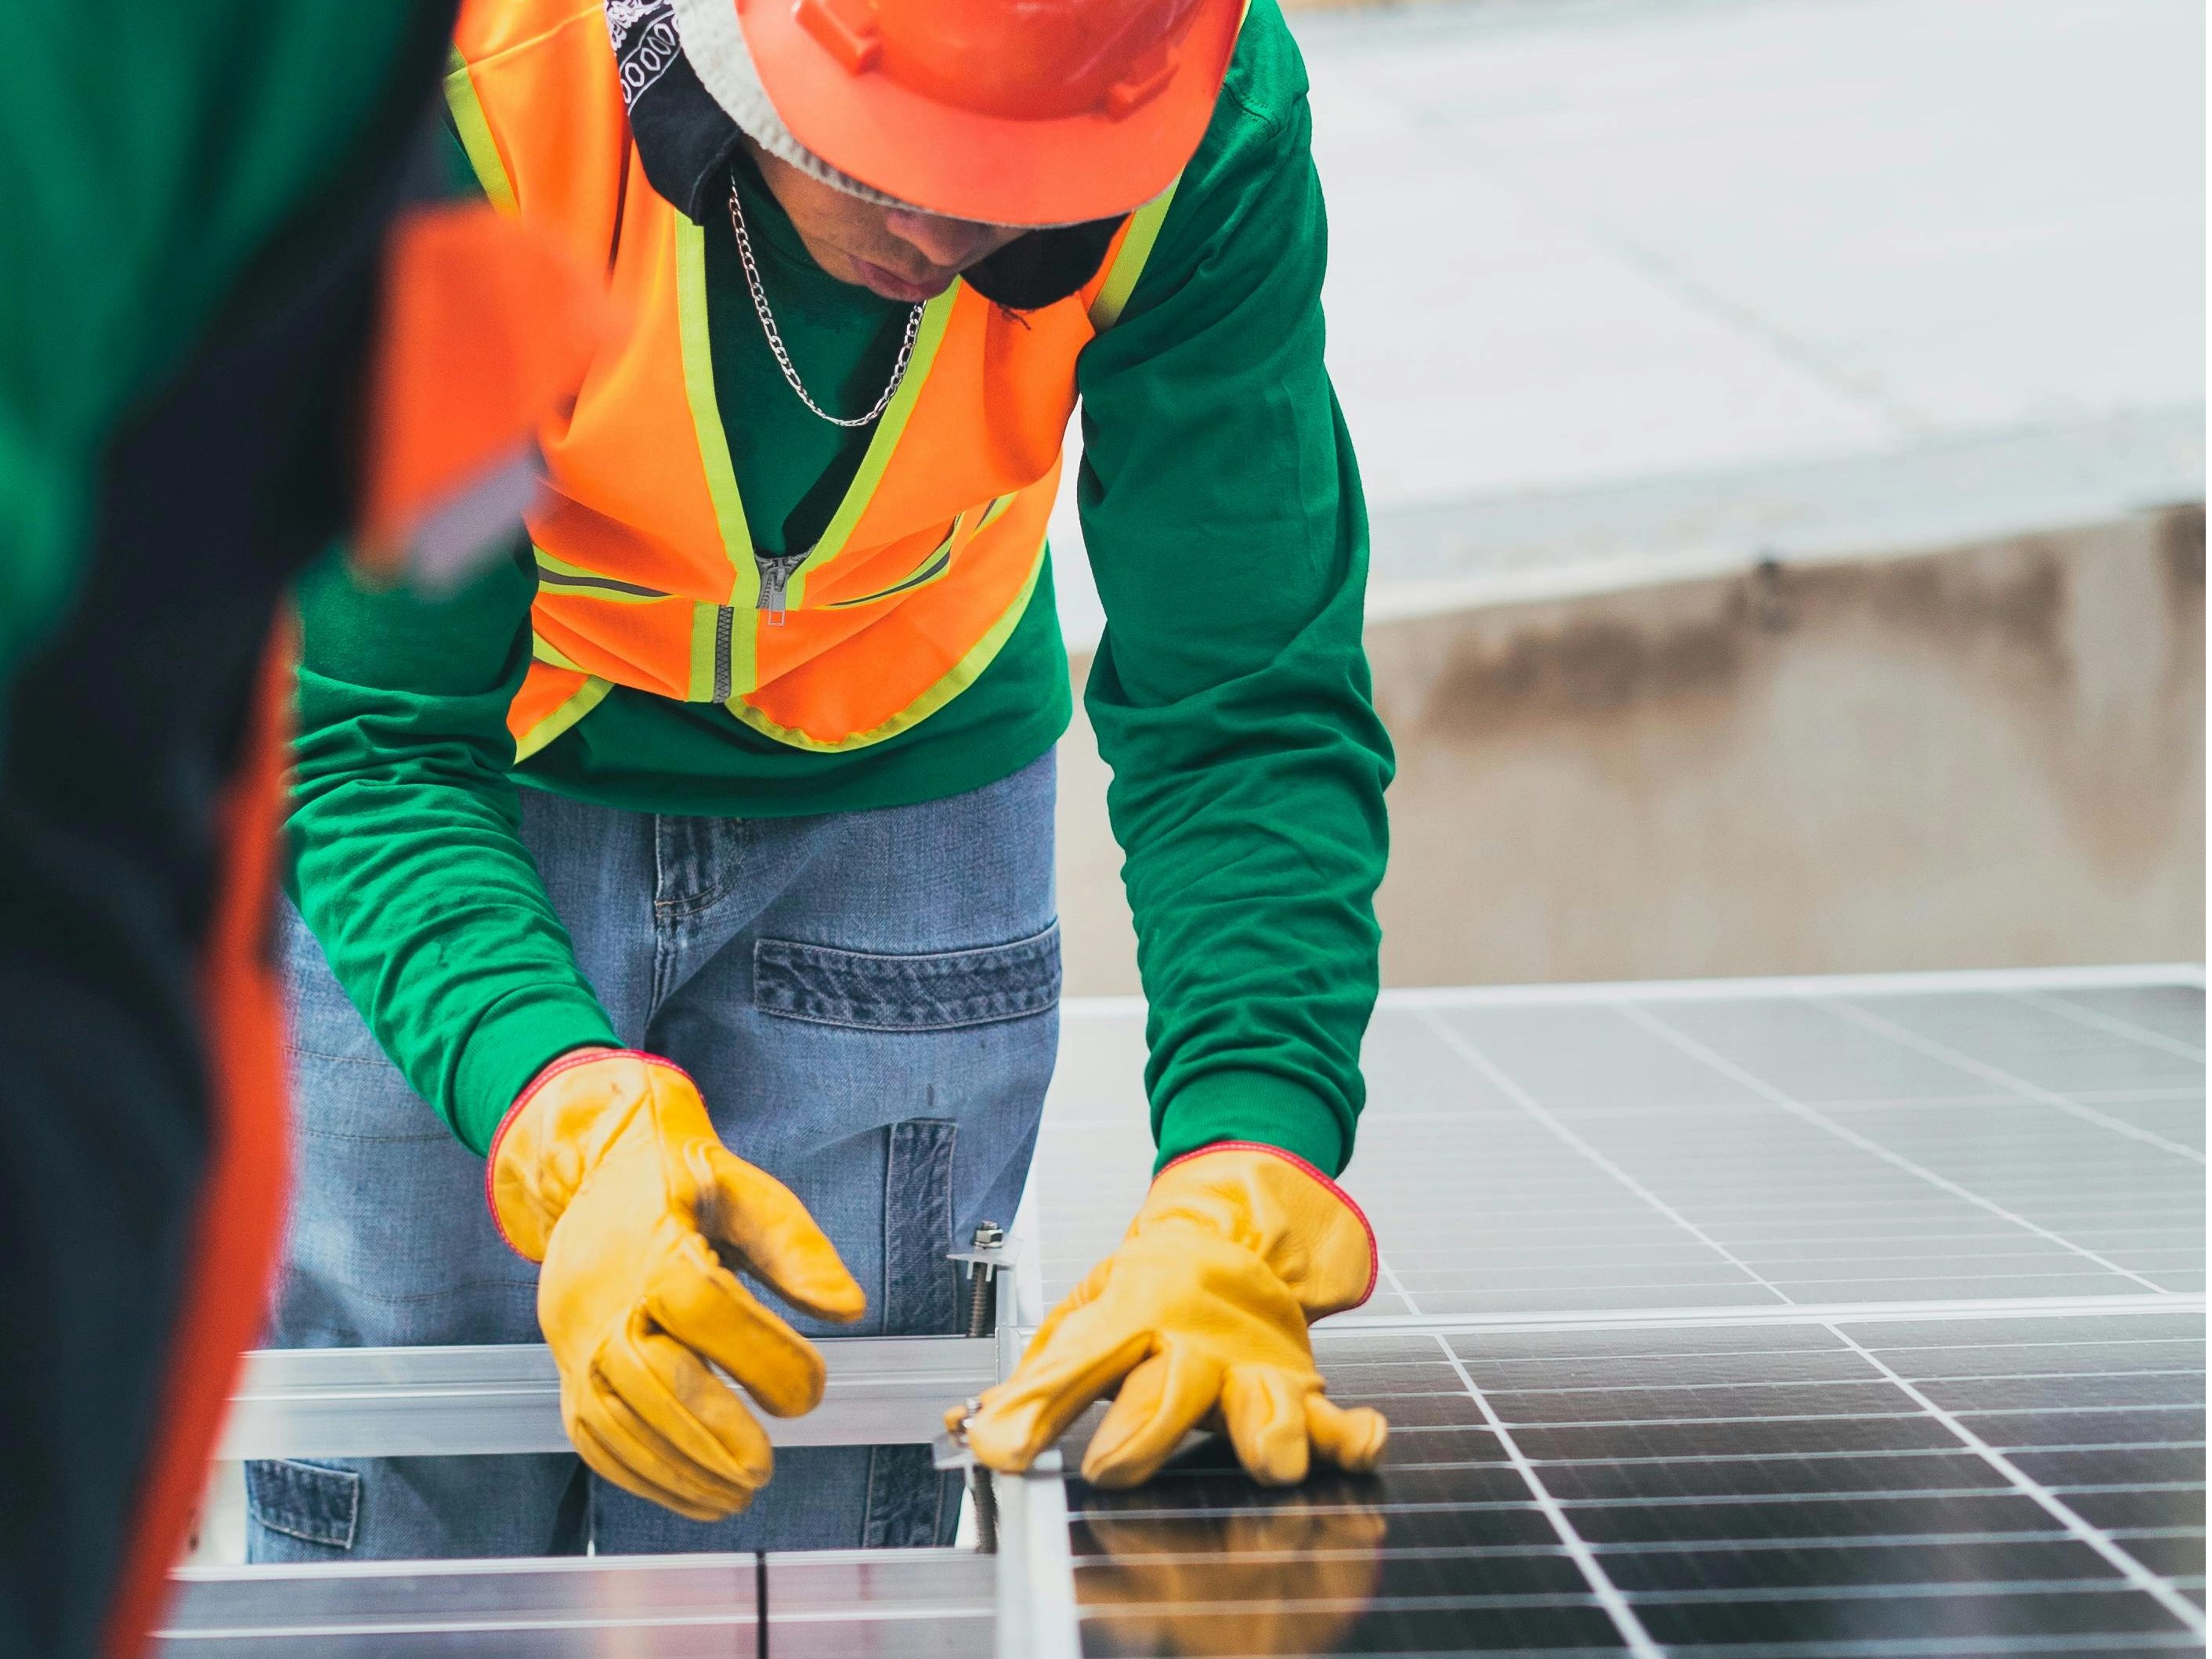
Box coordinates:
[488,1049,866,1520]
[961,1142,1389,1488]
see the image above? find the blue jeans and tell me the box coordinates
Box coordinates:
[246,754,1057,1560]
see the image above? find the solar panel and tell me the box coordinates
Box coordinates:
[1032,977,2207,1317]
[1068,1311,2206,1656]
[160,967,2203,1657]
[1031,971,2205,1657]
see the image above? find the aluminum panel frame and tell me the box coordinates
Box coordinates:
[218,1336,999,1460]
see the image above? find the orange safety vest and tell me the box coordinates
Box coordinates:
[444,0,1177,757]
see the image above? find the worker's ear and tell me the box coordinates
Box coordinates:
[963,216,1123,312]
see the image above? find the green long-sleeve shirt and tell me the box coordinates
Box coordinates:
[291,0,1393,1169]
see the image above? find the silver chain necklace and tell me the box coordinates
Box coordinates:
[728,179,923,429]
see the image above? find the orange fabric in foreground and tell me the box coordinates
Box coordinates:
[101,620,295,1657]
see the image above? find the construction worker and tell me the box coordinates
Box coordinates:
[252,0,1394,1560]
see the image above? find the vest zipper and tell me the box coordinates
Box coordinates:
[757,553,805,626]
[713,606,735,701]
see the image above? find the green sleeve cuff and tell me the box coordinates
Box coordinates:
[450,989,620,1155]
[1155,1070,1348,1177]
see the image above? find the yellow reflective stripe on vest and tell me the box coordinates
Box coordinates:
[1086,0,1238,329]
[674,216,760,605]
[529,633,587,673]
[1090,179,1180,331]
[443,49,518,216]
[780,287,958,611]
[727,537,1046,752]
[513,674,611,762]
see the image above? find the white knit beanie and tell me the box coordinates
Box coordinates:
[667,0,910,209]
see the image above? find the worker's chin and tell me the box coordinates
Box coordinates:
[849,256,953,303]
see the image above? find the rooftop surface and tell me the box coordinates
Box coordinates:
[1052,0,2205,642]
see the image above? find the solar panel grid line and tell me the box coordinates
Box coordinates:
[1585,1529,2196,1555]
[1414,1007,1799,1307]
[1822,1324,2207,1639]
[1388,1329,2203,1365]
[1614,1001,2174,1295]
[1526,1446,2197,1475]
[1816,998,2208,1167]
[1375,1255,1424,1318]
[1444,1364,2197,1401]
[2012,992,2207,1066]
[1613,1580,2161,1606]
[1428,1332,1668,1658]
[1310,1296,2206,1339]
[1361,964,2208,1010]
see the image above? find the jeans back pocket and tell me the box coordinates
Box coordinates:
[753,924,1059,1032]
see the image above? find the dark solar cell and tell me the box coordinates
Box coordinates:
[1567,1490,2070,1545]
[1078,1601,1628,1657]
[1071,1312,2205,1657]
[1596,1537,2127,1592]
[1630,1583,2187,1645]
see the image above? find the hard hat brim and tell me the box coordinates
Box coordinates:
[732,0,1244,228]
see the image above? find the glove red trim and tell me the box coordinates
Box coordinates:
[482,1046,695,1255]
[1156,1139,1379,1309]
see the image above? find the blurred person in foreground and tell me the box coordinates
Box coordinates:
[0,5,602,1652]
[254,0,1394,1561]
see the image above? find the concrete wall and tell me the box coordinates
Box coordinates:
[1057,507,2205,993]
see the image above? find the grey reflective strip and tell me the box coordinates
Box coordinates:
[828,545,955,609]
[536,569,668,598]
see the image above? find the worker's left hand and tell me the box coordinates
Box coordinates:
[958,1143,1389,1487]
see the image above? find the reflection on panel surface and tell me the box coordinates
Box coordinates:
[1039,985,2207,1315]
[1068,1314,2205,1656]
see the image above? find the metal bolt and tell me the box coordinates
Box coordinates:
[958,1397,999,1554]
[959,1227,1004,1555]
[963,1222,1003,1340]
[970,1465,999,1554]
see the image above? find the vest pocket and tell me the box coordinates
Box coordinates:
[752,923,1060,1032]
[823,494,1014,610]
[245,1458,360,1550]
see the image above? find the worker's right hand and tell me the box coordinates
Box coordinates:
[487,1049,866,1520]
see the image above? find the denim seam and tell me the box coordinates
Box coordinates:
[649,815,745,919]
[282,1046,405,1068]
[291,1125,456,1145]
[300,1275,540,1307]
[650,876,739,920]
[249,1511,352,1549]
[755,1003,1057,1035]
[753,925,1061,1032]
[757,928,1056,973]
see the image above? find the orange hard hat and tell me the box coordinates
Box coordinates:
[729,0,1244,226]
